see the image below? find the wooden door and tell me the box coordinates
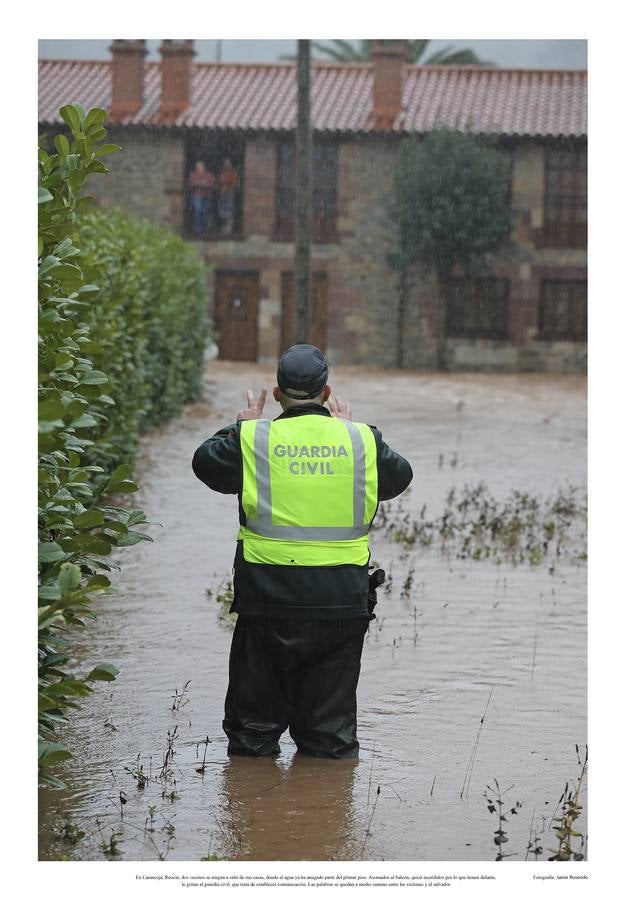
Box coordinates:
[280,272,328,353]
[214,271,259,361]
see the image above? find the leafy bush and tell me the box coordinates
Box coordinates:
[78,209,209,471]
[391,129,511,279]
[38,104,209,787]
[38,104,142,787]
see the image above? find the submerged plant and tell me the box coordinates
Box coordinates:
[525,809,546,860]
[360,785,381,859]
[58,819,85,844]
[400,565,415,602]
[145,805,157,833]
[482,745,587,863]
[106,790,128,821]
[548,745,588,861]
[98,828,124,857]
[377,483,587,567]
[483,779,522,861]
[124,753,149,789]
[196,735,212,773]
[461,687,494,800]
[171,680,192,711]
[156,725,182,802]
[200,839,221,861]
[207,578,237,629]
[161,813,176,836]
[145,831,174,861]
[162,784,179,802]
[159,725,180,782]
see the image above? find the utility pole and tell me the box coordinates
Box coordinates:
[294,39,312,343]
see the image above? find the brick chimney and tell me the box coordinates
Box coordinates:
[159,40,195,122]
[109,39,147,121]
[371,40,406,130]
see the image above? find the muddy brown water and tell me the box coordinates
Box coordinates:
[38,363,587,862]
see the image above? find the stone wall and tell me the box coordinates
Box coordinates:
[329,138,402,366]
[87,126,185,228]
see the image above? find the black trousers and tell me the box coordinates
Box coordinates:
[223,615,369,759]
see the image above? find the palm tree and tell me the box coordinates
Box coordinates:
[289,40,493,66]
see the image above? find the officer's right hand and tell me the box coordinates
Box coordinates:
[236,388,268,421]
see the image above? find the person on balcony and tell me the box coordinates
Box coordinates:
[188,161,216,236]
[217,158,239,235]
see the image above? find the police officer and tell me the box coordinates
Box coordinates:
[192,344,412,759]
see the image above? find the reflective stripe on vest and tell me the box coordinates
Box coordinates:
[239,416,378,566]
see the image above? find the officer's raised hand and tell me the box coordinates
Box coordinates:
[236,388,268,422]
[327,394,352,421]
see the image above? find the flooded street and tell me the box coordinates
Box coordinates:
[38,362,587,862]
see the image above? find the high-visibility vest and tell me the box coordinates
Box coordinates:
[238,415,378,566]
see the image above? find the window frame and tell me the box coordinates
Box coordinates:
[182,130,245,242]
[445,277,511,341]
[274,137,339,244]
[538,279,587,342]
[541,140,587,249]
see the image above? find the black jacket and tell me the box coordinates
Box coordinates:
[192,404,412,619]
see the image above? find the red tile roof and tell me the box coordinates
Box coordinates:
[38,60,587,137]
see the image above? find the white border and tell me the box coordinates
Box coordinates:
[4,0,619,895]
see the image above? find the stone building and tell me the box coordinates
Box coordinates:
[38,40,587,371]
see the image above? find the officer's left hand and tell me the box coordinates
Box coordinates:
[327,395,352,420]
[236,388,268,421]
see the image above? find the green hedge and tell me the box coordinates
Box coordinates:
[38,103,209,788]
[79,209,209,472]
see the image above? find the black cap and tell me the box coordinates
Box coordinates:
[277,344,330,399]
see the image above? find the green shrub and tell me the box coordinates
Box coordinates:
[38,104,147,788]
[38,104,209,787]
[78,209,209,471]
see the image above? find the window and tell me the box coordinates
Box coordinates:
[446,278,510,340]
[539,280,587,341]
[184,131,244,240]
[275,140,339,243]
[276,142,294,241]
[543,143,587,248]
